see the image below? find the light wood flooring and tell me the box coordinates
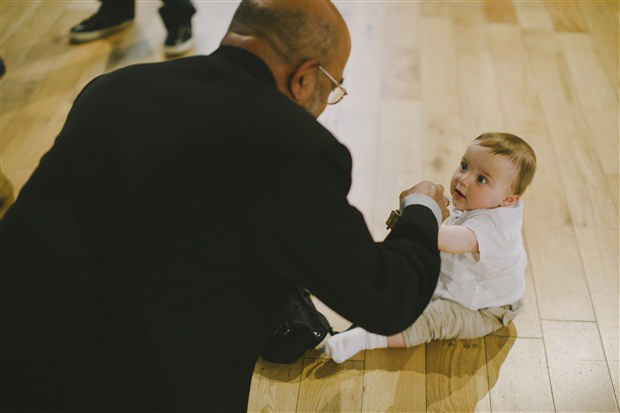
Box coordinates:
[1,1,619,411]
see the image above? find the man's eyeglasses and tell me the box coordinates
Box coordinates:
[317,65,348,105]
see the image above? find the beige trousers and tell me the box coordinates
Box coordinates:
[401,296,522,348]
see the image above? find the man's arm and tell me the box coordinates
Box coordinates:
[438,224,479,254]
[253,143,442,336]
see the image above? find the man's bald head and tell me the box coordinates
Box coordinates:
[222,0,351,117]
[227,0,349,68]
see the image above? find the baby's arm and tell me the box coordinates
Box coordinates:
[438,224,479,254]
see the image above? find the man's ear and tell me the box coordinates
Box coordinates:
[288,59,319,104]
[500,194,520,207]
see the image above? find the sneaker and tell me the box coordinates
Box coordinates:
[69,11,133,43]
[164,24,194,57]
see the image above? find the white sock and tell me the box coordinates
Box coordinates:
[321,327,388,363]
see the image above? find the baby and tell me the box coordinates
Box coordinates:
[322,132,537,363]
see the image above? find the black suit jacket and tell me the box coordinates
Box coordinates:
[0,46,440,411]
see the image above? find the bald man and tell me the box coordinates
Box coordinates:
[0,0,447,410]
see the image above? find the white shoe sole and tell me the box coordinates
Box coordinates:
[69,20,133,43]
[164,38,194,57]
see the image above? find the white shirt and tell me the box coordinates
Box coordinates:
[401,193,442,228]
[434,201,527,310]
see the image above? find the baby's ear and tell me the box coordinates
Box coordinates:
[500,194,520,207]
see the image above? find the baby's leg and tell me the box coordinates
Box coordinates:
[321,300,507,363]
[387,333,406,348]
[401,298,504,347]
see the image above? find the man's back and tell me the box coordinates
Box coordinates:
[0,47,342,410]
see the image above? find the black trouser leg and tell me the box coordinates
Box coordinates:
[98,0,135,20]
[159,0,196,30]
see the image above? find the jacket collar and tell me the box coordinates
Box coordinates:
[211,45,276,87]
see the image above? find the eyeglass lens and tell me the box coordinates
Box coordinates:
[327,88,345,105]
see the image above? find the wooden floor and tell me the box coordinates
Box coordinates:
[1,0,618,411]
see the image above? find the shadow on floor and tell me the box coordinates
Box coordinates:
[250,324,517,412]
[424,326,516,411]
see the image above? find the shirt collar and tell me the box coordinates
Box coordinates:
[211,45,276,87]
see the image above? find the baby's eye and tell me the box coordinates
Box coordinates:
[477,176,487,184]
[460,162,468,171]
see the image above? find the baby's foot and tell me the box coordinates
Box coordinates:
[321,327,381,363]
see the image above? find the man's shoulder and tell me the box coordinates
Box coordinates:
[83,54,344,155]
[225,86,342,158]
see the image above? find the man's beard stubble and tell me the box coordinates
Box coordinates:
[305,83,326,119]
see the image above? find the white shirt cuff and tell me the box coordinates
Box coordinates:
[401,194,442,228]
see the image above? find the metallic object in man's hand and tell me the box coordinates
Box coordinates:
[386,209,401,230]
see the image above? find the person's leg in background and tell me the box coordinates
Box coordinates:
[68,0,196,57]
[0,61,14,219]
[159,0,196,57]
[69,0,135,43]
[0,170,15,219]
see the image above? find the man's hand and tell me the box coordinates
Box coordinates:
[400,181,450,222]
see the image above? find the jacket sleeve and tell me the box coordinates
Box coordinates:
[253,142,440,335]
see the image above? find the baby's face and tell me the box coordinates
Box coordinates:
[450,142,519,211]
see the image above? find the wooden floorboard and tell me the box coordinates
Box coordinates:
[1,0,618,411]
[426,339,491,412]
[486,336,555,412]
[362,346,426,413]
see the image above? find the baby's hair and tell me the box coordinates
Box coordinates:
[474,132,537,195]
